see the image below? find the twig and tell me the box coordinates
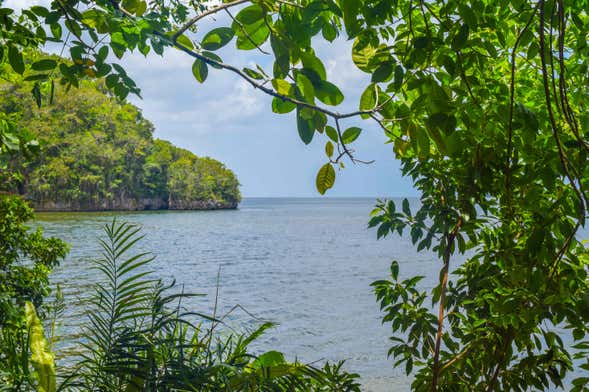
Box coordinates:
[431,216,463,392]
[174,0,250,40]
[223,8,270,55]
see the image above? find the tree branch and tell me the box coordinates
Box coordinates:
[431,216,463,392]
[173,0,250,40]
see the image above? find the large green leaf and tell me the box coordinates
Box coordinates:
[272,97,296,114]
[359,83,377,118]
[296,72,315,102]
[234,4,264,25]
[192,58,208,83]
[315,80,344,106]
[300,51,326,80]
[201,27,234,51]
[233,6,269,50]
[325,125,339,143]
[8,46,24,74]
[31,59,57,71]
[296,108,315,144]
[341,127,362,144]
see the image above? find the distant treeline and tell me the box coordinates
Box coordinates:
[0,53,240,211]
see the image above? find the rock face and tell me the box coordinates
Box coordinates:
[29,196,237,212]
[168,198,238,210]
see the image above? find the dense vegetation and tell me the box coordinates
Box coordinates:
[0,57,240,210]
[1,0,589,391]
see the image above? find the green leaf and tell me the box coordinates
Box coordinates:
[452,23,469,50]
[341,127,362,144]
[325,125,339,143]
[8,46,24,74]
[252,351,286,369]
[300,52,327,80]
[390,261,399,280]
[316,163,335,195]
[340,0,362,37]
[201,27,234,51]
[31,59,57,71]
[352,36,378,72]
[192,58,208,83]
[135,0,147,16]
[243,67,264,80]
[392,65,404,91]
[372,62,394,83]
[312,111,327,132]
[201,51,223,68]
[315,80,344,106]
[50,23,61,39]
[272,79,294,96]
[234,4,264,25]
[271,97,296,114]
[359,83,377,118]
[234,19,270,50]
[322,22,337,42]
[64,19,82,37]
[24,74,50,81]
[325,141,334,158]
[402,198,411,216]
[296,72,315,102]
[176,34,194,50]
[297,108,315,144]
[97,45,109,61]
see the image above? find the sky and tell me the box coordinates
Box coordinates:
[7,0,417,197]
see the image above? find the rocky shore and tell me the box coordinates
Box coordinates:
[29,196,238,212]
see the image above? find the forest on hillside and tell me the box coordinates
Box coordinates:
[0,55,240,211]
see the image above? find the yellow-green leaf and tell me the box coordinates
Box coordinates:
[25,302,56,392]
[316,163,336,194]
[325,125,339,142]
[342,127,362,144]
[272,79,294,96]
[176,34,194,50]
[325,141,334,157]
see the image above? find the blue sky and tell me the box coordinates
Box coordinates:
[8,0,416,197]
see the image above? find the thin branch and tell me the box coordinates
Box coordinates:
[223,8,270,55]
[431,216,463,392]
[439,341,474,374]
[538,0,586,219]
[156,32,384,121]
[110,0,389,167]
[173,0,250,40]
[505,5,539,208]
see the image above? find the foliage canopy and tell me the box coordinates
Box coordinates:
[0,54,240,210]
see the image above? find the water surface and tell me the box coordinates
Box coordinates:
[40,197,584,391]
[40,198,430,390]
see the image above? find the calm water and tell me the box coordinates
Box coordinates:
[35,198,584,391]
[38,198,431,391]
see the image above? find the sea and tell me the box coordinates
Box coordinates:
[36,198,585,391]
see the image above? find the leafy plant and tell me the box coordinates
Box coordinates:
[0,194,68,390]
[63,220,361,391]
